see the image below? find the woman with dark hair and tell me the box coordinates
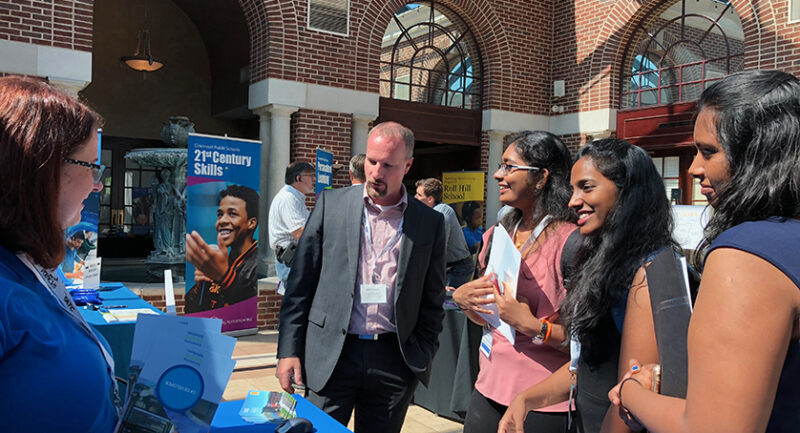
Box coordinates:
[609,70,800,433]
[0,77,116,432]
[462,201,484,254]
[452,130,578,433]
[499,138,676,433]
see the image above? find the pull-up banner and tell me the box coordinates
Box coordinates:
[185,133,261,334]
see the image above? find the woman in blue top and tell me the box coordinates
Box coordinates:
[609,70,800,433]
[0,77,117,432]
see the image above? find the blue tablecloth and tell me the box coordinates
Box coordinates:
[211,396,353,433]
[78,282,163,380]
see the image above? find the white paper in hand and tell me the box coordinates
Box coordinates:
[479,227,521,345]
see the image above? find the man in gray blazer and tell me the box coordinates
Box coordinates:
[276,121,446,433]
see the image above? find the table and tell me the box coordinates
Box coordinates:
[79,283,163,381]
[210,395,353,432]
[413,307,482,422]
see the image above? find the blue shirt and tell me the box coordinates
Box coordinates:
[710,217,800,433]
[462,226,484,254]
[0,246,117,432]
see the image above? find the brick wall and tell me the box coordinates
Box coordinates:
[0,0,92,50]
[242,0,554,115]
[290,109,354,207]
[551,0,800,114]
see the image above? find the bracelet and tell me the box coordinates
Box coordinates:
[542,319,553,343]
[618,377,643,409]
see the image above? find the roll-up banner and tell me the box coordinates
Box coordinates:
[184,133,261,334]
[61,128,102,287]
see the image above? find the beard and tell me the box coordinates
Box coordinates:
[366,180,387,199]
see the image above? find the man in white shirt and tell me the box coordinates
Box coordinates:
[268,161,315,288]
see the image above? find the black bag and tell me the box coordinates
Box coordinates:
[645,248,694,398]
[276,243,297,266]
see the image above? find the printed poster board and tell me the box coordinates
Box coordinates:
[184,133,261,333]
[315,148,333,196]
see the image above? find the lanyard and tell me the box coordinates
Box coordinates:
[362,210,404,283]
[568,308,582,429]
[511,215,553,254]
[17,253,120,410]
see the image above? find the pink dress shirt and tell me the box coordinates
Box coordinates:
[347,187,408,335]
[474,222,576,410]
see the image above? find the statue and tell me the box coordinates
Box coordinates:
[156,168,175,257]
[171,181,187,255]
[160,116,195,148]
[150,176,165,254]
[125,116,191,280]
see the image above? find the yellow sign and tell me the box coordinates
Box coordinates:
[442,171,485,204]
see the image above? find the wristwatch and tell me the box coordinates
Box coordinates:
[532,319,550,345]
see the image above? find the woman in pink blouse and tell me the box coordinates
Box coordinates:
[453,130,578,433]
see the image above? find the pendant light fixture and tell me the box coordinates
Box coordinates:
[120,0,164,73]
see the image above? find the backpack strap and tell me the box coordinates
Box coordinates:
[560,228,583,288]
[645,248,692,398]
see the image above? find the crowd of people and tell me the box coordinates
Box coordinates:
[1,69,799,433]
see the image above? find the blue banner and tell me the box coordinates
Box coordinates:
[185,133,261,333]
[315,148,333,196]
[60,129,102,285]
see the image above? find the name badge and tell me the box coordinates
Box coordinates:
[360,283,388,304]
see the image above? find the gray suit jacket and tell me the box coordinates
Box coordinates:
[277,185,446,391]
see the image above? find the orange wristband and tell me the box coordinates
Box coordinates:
[542,319,553,343]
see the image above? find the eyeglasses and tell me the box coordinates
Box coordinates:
[64,158,105,184]
[497,162,541,176]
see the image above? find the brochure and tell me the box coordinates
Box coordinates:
[239,390,297,424]
[117,315,236,433]
[478,227,521,345]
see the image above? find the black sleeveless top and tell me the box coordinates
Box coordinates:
[575,314,621,433]
[710,217,800,433]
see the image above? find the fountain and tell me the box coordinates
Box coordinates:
[124,116,193,281]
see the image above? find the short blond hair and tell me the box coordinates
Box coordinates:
[368,121,414,159]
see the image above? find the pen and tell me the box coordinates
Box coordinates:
[103,305,128,309]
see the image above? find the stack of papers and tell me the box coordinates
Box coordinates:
[239,390,297,424]
[100,308,159,323]
[115,315,236,433]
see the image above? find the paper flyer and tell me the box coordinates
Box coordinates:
[479,227,520,344]
[127,315,224,400]
[184,133,261,333]
[119,315,236,433]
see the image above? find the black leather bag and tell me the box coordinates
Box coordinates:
[645,248,694,398]
[276,243,297,265]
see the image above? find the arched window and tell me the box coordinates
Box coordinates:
[380,2,482,109]
[621,0,744,109]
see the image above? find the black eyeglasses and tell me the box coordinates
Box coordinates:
[497,162,541,176]
[64,158,105,184]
